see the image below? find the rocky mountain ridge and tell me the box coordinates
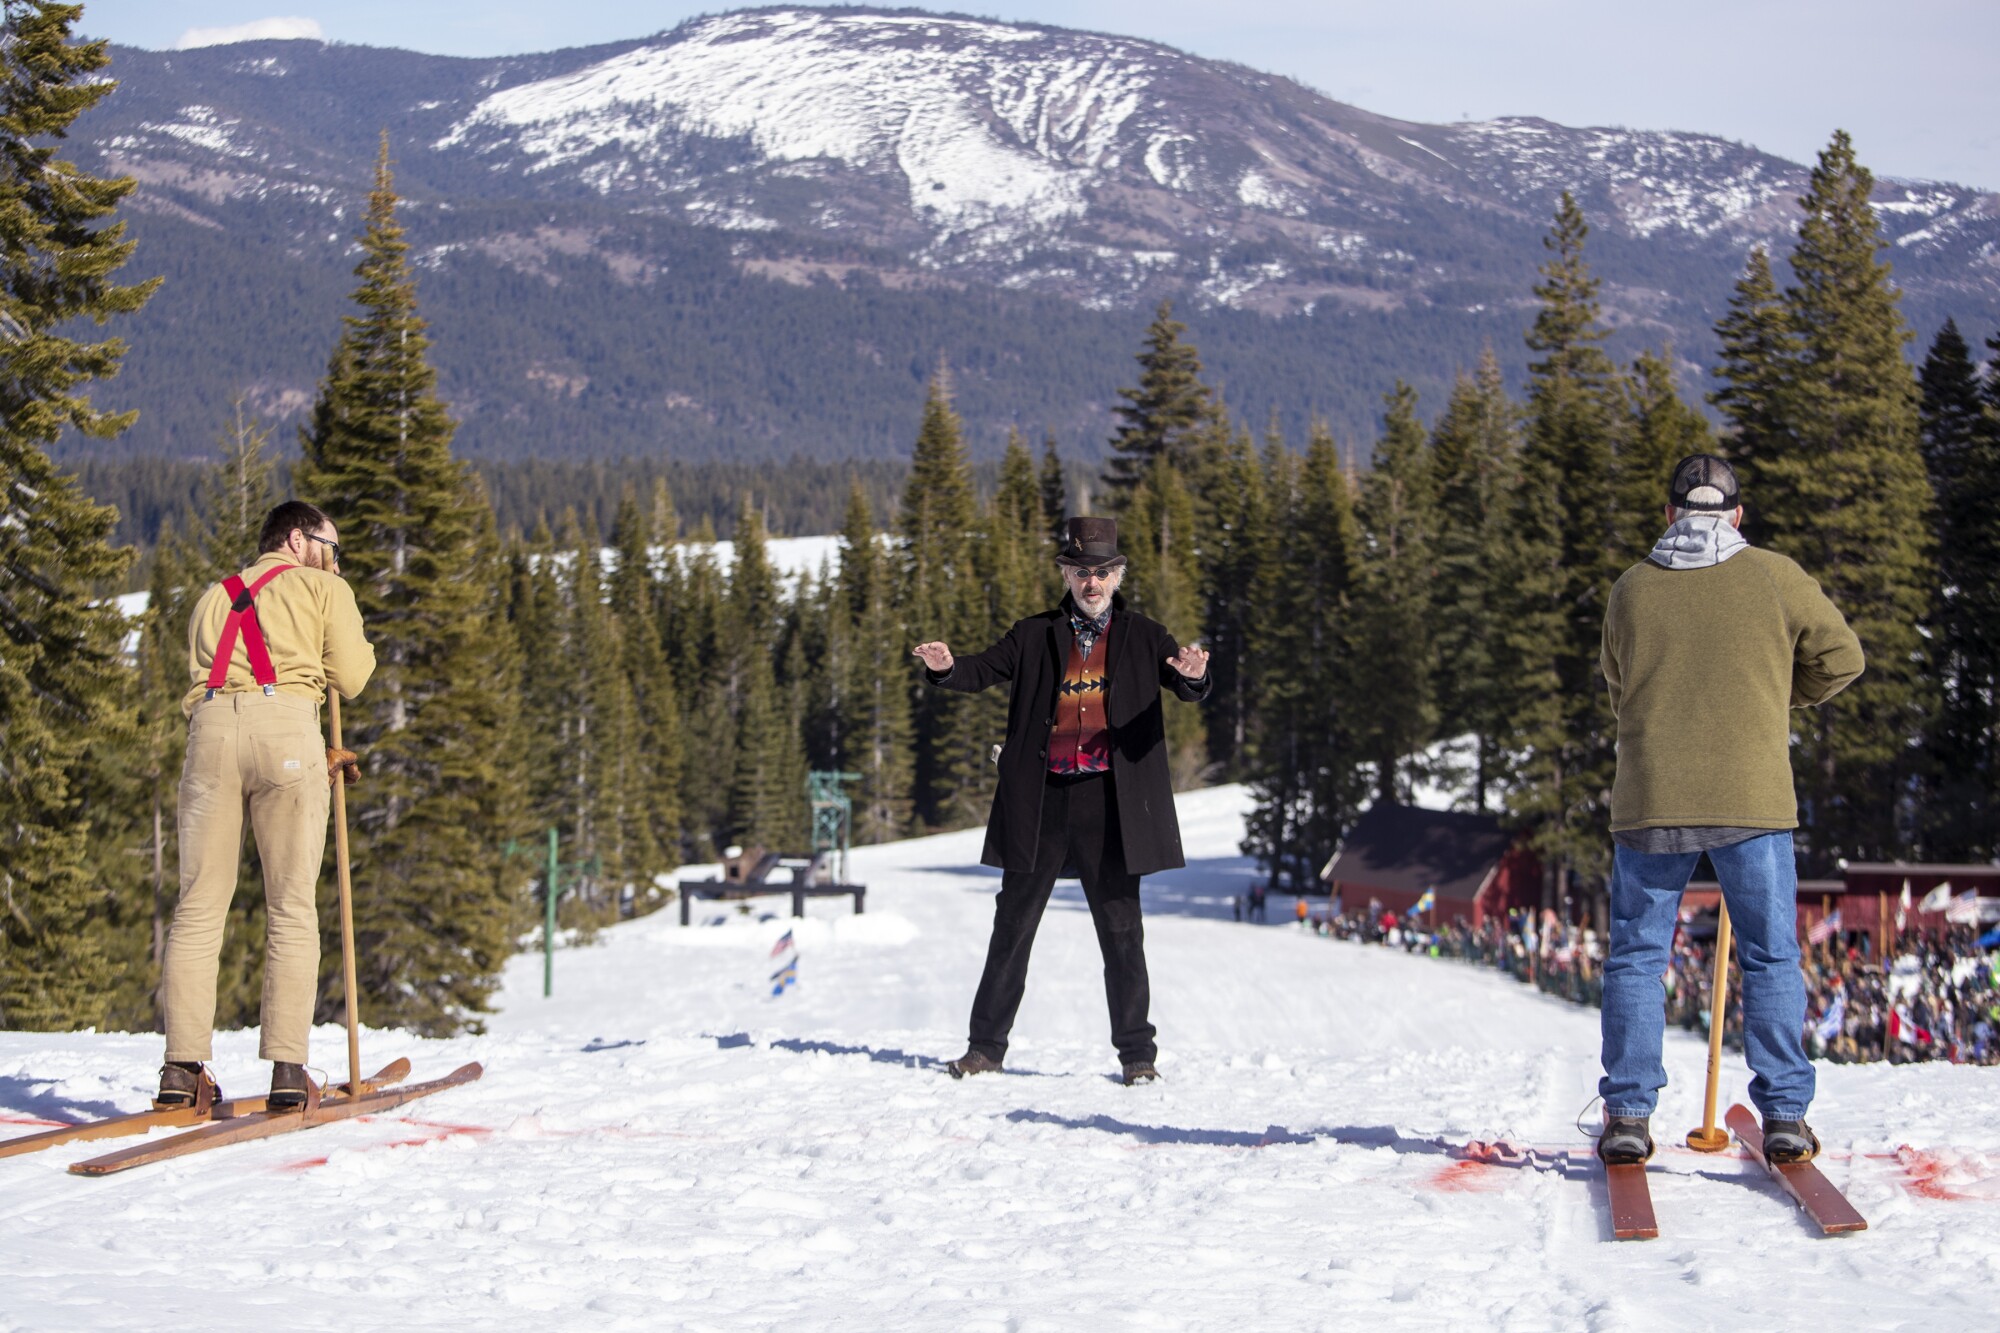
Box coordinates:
[69,7,2000,462]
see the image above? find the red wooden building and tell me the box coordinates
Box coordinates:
[1318,802,1540,926]
[1686,862,2000,953]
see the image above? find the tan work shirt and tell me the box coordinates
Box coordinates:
[182,552,375,718]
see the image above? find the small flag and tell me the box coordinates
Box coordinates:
[1814,992,1846,1044]
[1807,909,1841,945]
[1413,889,1436,915]
[1946,890,1982,925]
[1897,878,1911,931]
[770,958,798,996]
[1919,880,1954,913]
[770,929,795,959]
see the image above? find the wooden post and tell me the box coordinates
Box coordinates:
[1687,901,1734,1152]
[327,690,363,1101]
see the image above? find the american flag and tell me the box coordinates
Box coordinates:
[1808,910,1841,945]
[770,929,795,959]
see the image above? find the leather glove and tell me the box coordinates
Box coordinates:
[327,747,361,787]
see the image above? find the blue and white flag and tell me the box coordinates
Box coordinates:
[1814,992,1845,1043]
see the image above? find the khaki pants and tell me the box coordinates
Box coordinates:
[163,692,329,1063]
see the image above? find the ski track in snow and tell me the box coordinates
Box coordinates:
[4,786,1997,1329]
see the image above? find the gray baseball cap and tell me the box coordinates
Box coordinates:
[1668,454,1740,511]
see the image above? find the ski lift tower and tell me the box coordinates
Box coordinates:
[808,770,860,887]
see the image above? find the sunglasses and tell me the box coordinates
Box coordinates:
[304,533,343,562]
[1069,565,1119,581]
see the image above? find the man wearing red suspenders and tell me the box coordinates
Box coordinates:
[156,501,375,1111]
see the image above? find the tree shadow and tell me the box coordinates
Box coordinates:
[770,1037,949,1072]
[0,1075,127,1126]
[714,1031,1067,1078]
[906,852,1265,924]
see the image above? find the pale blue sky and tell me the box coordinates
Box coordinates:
[79,1,1998,189]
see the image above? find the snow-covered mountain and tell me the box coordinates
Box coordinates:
[70,7,2000,461]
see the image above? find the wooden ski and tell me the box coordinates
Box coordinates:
[1604,1160,1660,1240]
[1725,1103,1867,1235]
[0,1058,411,1161]
[69,1061,481,1177]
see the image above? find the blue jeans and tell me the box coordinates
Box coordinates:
[1599,831,1813,1120]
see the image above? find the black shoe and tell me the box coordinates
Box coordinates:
[1762,1118,1820,1164]
[1121,1061,1161,1086]
[1597,1114,1653,1165]
[946,1050,1002,1079]
[153,1061,208,1110]
[268,1061,315,1111]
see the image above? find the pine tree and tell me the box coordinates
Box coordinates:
[1105,300,1212,495]
[1121,453,1209,786]
[672,517,734,858]
[1350,381,1437,804]
[1762,132,1935,866]
[991,428,1054,621]
[565,514,647,916]
[836,484,913,841]
[1038,432,1068,547]
[1617,348,1715,559]
[0,3,159,1029]
[1917,320,2000,857]
[726,499,806,849]
[292,137,521,1035]
[1191,414,1269,778]
[1505,193,1625,899]
[197,395,279,574]
[508,518,567,840]
[898,368,983,828]
[611,490,684,874]
[1428,348,1520,811]
[1242,424,1366,888]
[1710,248,1793,545]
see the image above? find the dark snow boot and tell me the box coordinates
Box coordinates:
[1761,1118,1820,1164]
[1597,1114,1654,1165]
[268,1061,320,1113]
[946,1050,1002,1079]
[153,1061,216,1112]
[1120,1061,1161,1086]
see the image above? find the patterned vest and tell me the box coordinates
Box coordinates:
[1048,622,1112,775]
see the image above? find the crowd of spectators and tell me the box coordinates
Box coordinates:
[1304,898,2000,1066]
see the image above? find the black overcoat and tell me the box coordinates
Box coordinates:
[927,596,1212,876]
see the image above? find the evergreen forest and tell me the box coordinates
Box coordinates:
[4,6,1996,1036]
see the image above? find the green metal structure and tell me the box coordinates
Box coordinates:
[808,770,860,886]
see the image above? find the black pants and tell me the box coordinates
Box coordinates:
[966,773,1157,1064]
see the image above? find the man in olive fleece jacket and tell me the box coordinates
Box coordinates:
[1594,455,1863,1169]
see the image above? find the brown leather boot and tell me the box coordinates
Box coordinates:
[1121,1061,1161,1086]
[268,1062,319,1112]
[946,1050,1002,1079]
[153,1061,213,1111]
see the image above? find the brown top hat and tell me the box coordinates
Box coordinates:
[1056,516,1127,568]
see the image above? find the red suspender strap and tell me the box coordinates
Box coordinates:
[204,565,296,692]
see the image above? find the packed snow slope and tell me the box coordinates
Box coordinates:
[4,786,1997,1330]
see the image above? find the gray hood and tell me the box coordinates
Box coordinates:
[1649,514,1748,570]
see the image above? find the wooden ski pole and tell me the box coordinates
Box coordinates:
[328,689,363,1101]
[1686,900,1733,1152]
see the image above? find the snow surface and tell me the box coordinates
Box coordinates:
[5,785,1997,1329]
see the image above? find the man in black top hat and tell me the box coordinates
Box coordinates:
[912,516,1212,1084]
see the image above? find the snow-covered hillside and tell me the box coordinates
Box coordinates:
[5,786,1995,1329]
